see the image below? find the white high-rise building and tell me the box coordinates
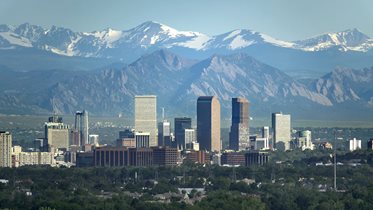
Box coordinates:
[158,120,171,146]
[135,95,157,146]
[349,138,361,151]
[272,113,291,151]
[0,131,12,167]
[185,129,196,150]
[89,134,99,146]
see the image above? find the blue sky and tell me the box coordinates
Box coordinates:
[1,0,372,41]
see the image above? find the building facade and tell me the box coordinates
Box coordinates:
[153,147,178,166]
[158,120,171,147]
[197,96,221,152]
[135,95,157,146]
[229,97,249,151]
[349,138,361,151]
[135,132,150,148]
[44,122,69,150]
[0,131,12,167]
[221,152,246,166]
[272,112,291,151]
[174,117,192,150]
[296,130,314,150]
[74,110,89,147]
[245,151,270,166]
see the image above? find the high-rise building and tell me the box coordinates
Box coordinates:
[75,110,89,147]
[262,126,270,139]
[44,120,69,150]
[0,131,12,167]
[185,129,196,149]
[158,120,171,146]
[197,96,221,152]
[229,97,249,151]
[349,138,361,151]
[174,117,192,150]
[272,112,291,151]
[135,95,157,146]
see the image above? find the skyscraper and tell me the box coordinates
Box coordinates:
[0,131,12,167]
[44,116,70,150]
[229,97,249,151]
[262,126,270,139]
[75,110,89,146]
[158,120,171,146]
[197,96,221,152]
[174,117,192,150]
[135,95,157,146]
[272,112,291,151]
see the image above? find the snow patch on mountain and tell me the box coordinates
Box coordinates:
[0,32,32,47]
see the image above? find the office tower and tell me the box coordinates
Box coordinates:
[135,95,157,146]
[75,110,89,146]
[135,132,150,148]
[174,117,192,150]
[262,126,270,139]
[296,130,314,150]
[272,112,291,151]
[0,131,12,167]
[158,120,171,146]
[197,96,221,152]
[349,138,361,151]
[44,119,69,150]
[184,129,196,149]
[229,97,249,151]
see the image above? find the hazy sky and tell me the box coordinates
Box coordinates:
[1,0,373,41]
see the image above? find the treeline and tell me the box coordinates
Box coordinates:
[1,150,373,209]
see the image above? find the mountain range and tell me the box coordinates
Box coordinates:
[1,49,373,120]
[1,22,373,77]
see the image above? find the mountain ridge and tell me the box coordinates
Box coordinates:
[1,49,372,120]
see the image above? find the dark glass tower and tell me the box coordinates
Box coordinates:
[229,97,249,151]
[174,117,192,150]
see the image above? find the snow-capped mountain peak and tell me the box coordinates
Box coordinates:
[0,22,373,60]
[295,28,372,51]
